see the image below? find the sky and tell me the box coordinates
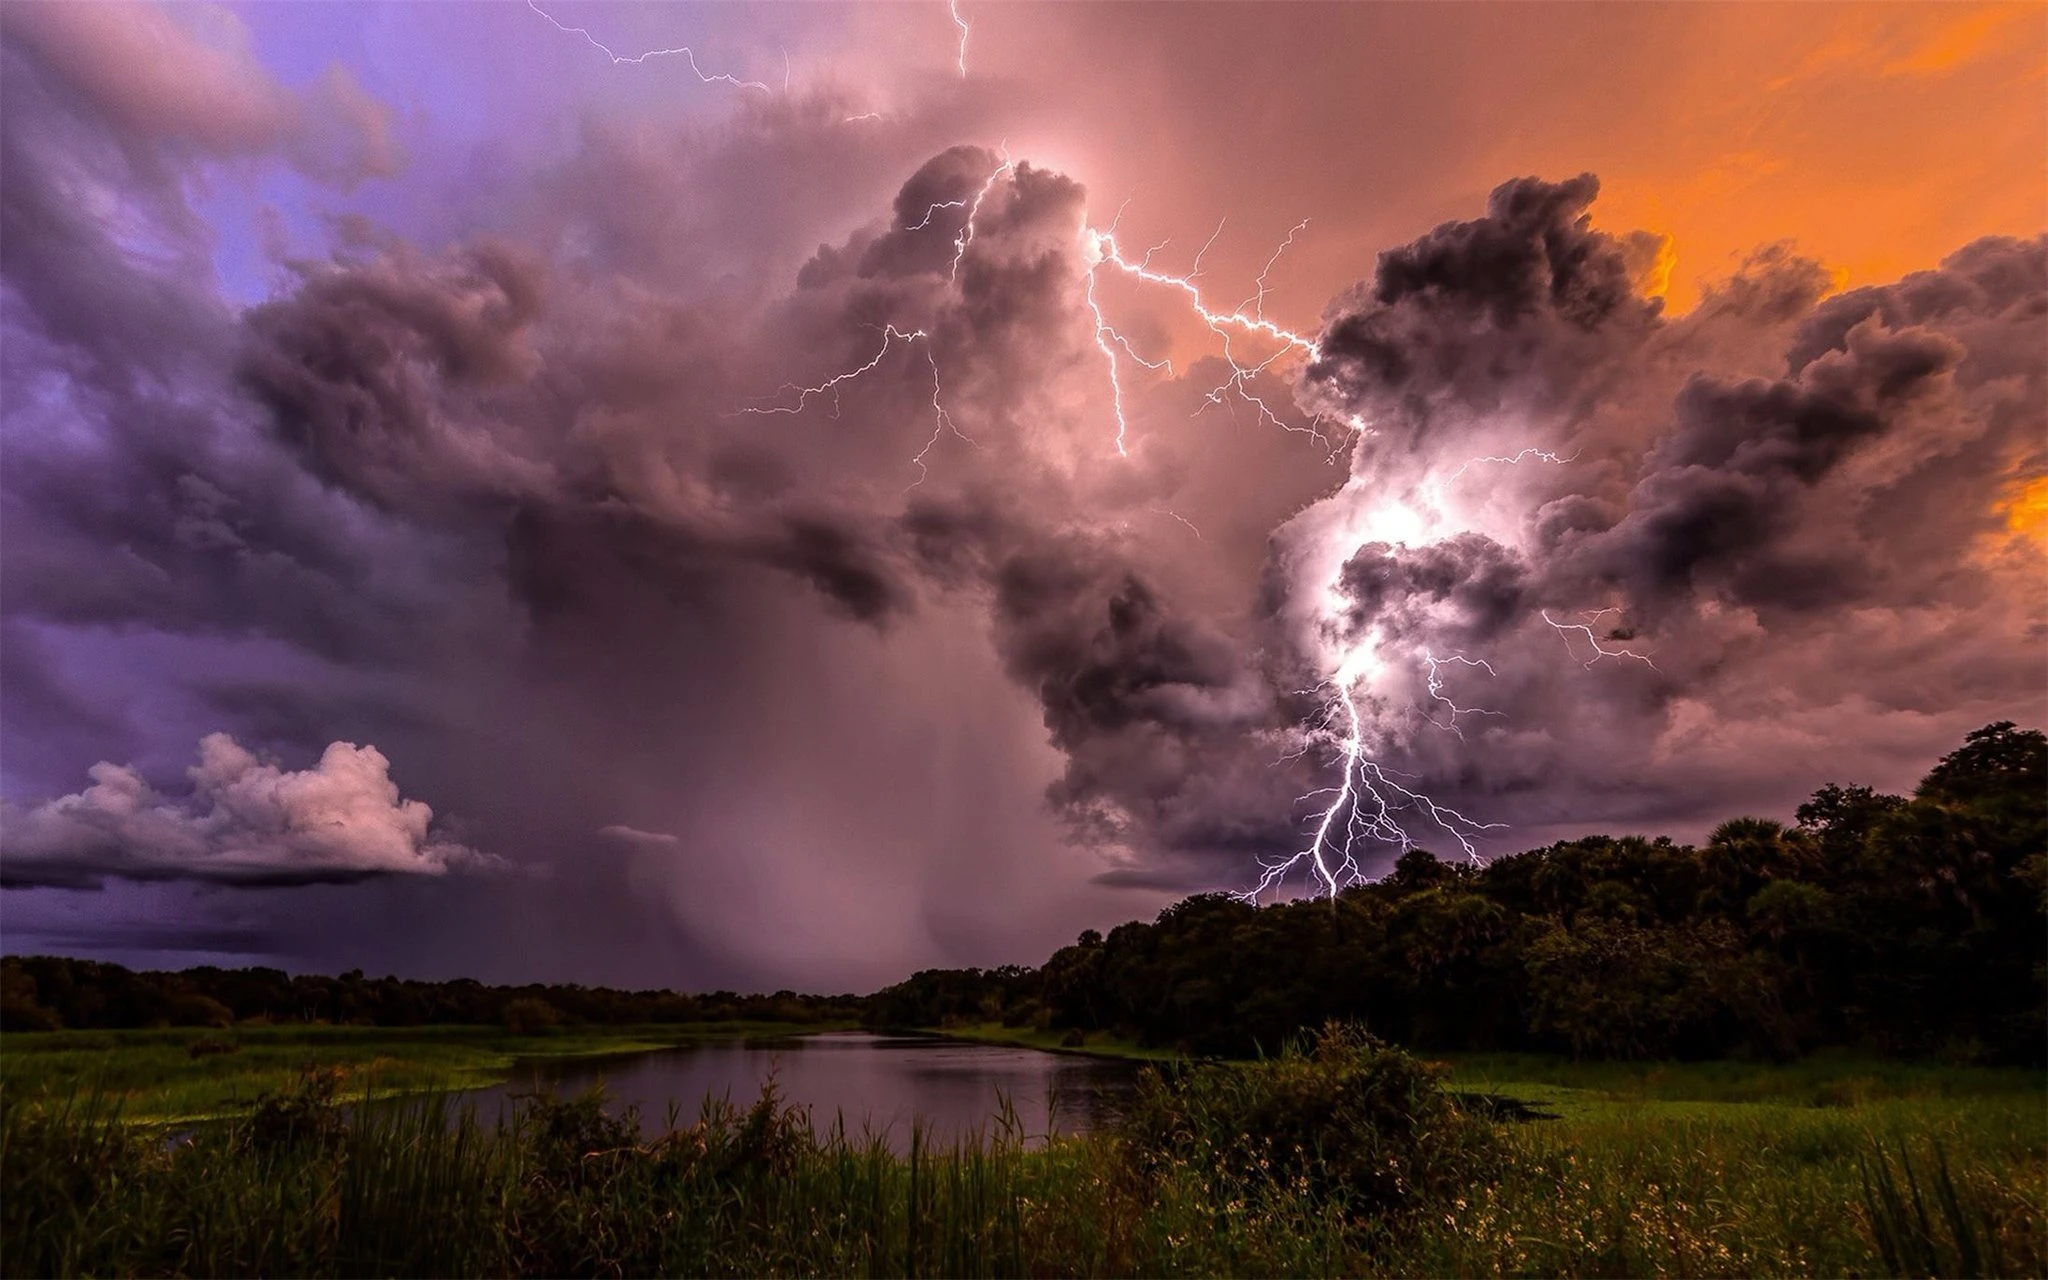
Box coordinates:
[0,0,2043,992]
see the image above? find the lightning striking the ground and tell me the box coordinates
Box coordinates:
[525,0,771,89]
[1241,666,1506,904]
[727,149,1641,900]
[1243,439,1650,902]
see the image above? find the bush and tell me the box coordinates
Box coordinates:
[501,997,562,1035]
[1117,1021,1503,1218]
[244,1066,346,1157]
[515,1085,640,1190]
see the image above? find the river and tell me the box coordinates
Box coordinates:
[455,1031,1143,1151]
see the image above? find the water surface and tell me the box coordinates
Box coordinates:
[463,1031,1140,1150]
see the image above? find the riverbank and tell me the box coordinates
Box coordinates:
[917,1022,1186,1062]
[5,1030,2041,1277]
[0,1022,856,1123]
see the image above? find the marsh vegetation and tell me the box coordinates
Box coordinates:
[4,1026,2042,1278]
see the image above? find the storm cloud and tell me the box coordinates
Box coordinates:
[0,4,2040,986]
[1278,175,2046,842]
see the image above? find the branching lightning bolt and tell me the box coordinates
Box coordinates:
[1239,667,1506,903]
[1439,447,1580,482]
[731,151,1014,483]
[526,0,771,90]
[1542,609,1657,670]
[1083,216,1339,447]
[1422,652,1505,738]
[736,325,970,486]
[1242,445,1660,902]
[720,147,1647,898]
[949,148,1014,281]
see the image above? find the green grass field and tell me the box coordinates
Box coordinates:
[0,1021,855,1123]
[1401,1053,2048,1276]
[3,1027,2042,1276]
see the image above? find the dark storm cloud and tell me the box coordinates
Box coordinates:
[15,920,283,958]
[0,14,472,682]
[1305,175,1663,446]
[1281,176,2046,849]
[2,0,2038,975]
[240,242,555,517]
[4,5,1236,937]
[1568,319,1964,611]
[502,501,909,627]
[990,541,1284,846]
[1338,533,1529,647]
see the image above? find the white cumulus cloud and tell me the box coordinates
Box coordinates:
[0,733,490,886]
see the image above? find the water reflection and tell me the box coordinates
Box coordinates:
[460,1031,1141,1151]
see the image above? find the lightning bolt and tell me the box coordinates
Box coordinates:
[1244,445,1656,902]
[730,150,1014,484]
[1422,652,1505,738]
[1439,447,1580,482]
[905,198,970,232]
[525,0,772,89]
[950,0,971,77]
[1150,506,1204,540]
[1084,205,1175,456]
[1542,609,1657,670]
[1240,666,1506,903]
[1086,223,1321,363]
[736,325,970,485]
[723,147,1643,898]
[949,147,1015,281]
[1083,215,1339,448]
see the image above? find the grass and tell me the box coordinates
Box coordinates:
[1435,1050,2046,1107]
[2,1029,2042,1277]
[1391,1080,2045,1276]
[0,1021,854,1123]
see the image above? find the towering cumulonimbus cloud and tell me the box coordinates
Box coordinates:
[0,0,2040,983]
[1265,175,2046,867]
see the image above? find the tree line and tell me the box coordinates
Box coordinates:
[6,722,2039,1062]
[0,958,862,1033]
[866,722,2046,1063]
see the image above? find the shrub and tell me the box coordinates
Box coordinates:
[1117,1021,1503,1218]
[244,1065,347,1156]
[514,1085,640,1190]
[501,997,562,1035]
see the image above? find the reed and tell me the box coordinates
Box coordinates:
[4,1038,2042,1278]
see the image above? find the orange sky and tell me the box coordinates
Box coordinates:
[1578,4,2047,310]
[926,1,2046,318]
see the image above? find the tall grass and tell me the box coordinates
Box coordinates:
[4,1031,2043,1277]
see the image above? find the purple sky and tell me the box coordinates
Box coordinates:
[1,2,2042,991]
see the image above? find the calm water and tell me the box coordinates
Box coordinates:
[459,1032,1140,1150]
